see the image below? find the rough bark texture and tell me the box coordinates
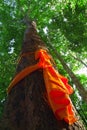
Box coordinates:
[1,21,86,130]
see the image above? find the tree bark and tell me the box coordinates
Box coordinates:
[1,21,86,130]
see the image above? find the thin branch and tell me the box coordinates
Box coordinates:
[69,53,87,68]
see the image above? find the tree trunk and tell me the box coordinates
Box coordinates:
[69,53,87,68]
[47,39,87,103]
[1,21,86,130]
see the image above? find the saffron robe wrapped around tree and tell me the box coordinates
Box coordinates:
[7,49,77,125]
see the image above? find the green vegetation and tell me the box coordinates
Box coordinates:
[0,0,87,127]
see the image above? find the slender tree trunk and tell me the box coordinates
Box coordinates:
[1,21,86,130]
[69,53,87,68]
[47,39,87,103]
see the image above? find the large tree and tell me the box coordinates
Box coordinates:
[0,0,87,129]
[0,21,86,130]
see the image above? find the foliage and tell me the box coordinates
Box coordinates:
[0,0,87,127]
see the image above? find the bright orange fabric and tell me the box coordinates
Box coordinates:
[7,49,77,124]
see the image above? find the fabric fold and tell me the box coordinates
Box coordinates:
[7,49,77,124]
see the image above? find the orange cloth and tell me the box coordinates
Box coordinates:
[7,49,77,125]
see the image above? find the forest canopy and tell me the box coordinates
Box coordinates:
[0,0,87,127]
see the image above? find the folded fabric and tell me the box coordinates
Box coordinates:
[7,49,77,124]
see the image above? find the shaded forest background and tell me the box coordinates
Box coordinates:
[0,0,87,128]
